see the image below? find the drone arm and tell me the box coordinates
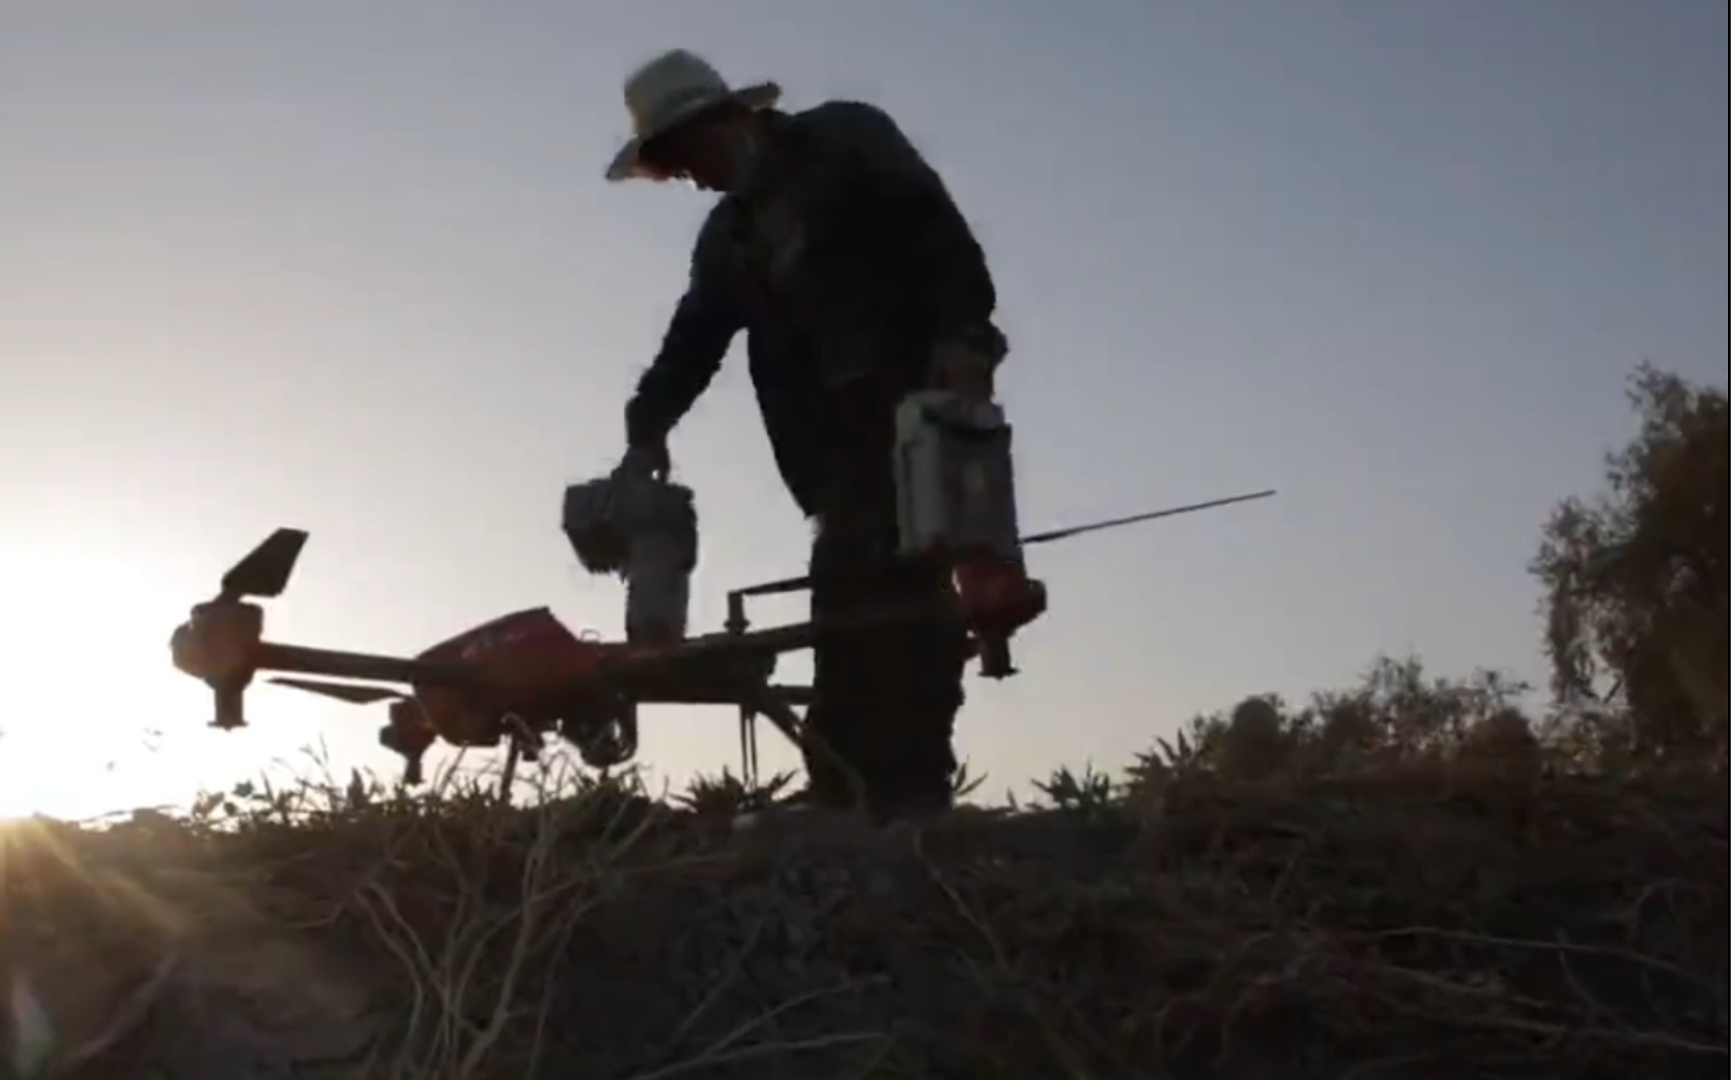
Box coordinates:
[254,643,476,688]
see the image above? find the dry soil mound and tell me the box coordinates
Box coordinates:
[2,767,1724,1079]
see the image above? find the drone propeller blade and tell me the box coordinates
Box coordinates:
[1020,489,1276,546]
[220,528,308,600]
[269,676,402,705]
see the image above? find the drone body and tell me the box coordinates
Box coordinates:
[170,542,811,789]
[367,608,621,782]
[167,528,969,791]
[169,485,1274,795]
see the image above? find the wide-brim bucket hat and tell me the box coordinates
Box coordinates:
[605,49,780,181]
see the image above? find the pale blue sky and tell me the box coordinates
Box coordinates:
[1,2,1724,817]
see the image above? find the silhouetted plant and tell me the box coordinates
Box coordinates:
[1533,363,1727,759]
[1033,764,1117,817]
[673,767,796,816]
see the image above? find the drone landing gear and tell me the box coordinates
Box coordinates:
[495,715,547,804]
[558,690,640,771]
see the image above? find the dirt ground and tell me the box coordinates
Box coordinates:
[1,766,1724,1079]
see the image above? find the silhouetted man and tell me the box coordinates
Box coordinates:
[607,50,1006,821]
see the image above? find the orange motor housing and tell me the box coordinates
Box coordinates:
[953,556,1047,678]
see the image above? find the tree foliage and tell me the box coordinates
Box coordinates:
[1531,363,1728,758]
[1128,654,1540,786]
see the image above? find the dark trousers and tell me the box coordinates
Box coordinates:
[797,380,969,816]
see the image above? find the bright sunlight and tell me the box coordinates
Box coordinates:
[0,548,318,821]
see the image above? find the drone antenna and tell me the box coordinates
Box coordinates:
[730,488,1277,600]
[1021,489,1276,546]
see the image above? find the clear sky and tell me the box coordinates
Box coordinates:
[1,2,1725,819]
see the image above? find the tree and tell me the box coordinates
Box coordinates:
[1127,654,1537,785]
[1532,363,1728,758]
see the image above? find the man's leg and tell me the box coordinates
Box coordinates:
[800,388,970,818]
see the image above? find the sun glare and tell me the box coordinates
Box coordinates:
[0,549,239,820]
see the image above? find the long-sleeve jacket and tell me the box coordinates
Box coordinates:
[623,100,1003,515]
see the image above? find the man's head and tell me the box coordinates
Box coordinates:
[606,50,780,192]
[636,103,767,193]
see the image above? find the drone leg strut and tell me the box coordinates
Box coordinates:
[747,686,868,810]
[496,714,542,805]
[737,705,759,791]
[498,738,520,805]
[725,592,761,792]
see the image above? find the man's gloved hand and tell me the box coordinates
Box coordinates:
[617,440,671,481]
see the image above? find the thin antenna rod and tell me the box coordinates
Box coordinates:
[1021,489,1276,546]
[731,488,1277,599]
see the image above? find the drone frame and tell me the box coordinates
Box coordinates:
[169,489,1275,799]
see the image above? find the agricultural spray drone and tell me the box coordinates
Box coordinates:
[169,392,1274,795]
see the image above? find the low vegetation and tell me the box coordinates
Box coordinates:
[1,365,1723,1078]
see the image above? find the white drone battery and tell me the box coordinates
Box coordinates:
[892,389,1021,562]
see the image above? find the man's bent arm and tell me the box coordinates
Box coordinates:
[624,204,744,447]
[804,102,1000,350]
